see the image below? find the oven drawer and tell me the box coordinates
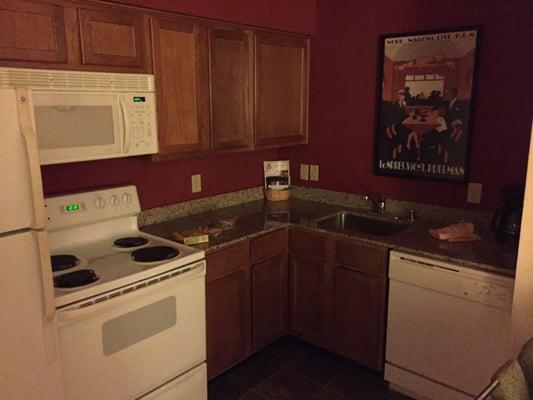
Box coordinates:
[141,363,207,400]
[57,262,206,400]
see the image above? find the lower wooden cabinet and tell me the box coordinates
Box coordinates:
[251,254,288,351]
[206,230,388,379]
[289,255,325,345]
[205,244,251,379]
[326,241,388,371]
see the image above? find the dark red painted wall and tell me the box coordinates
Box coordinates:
[281,0,533,212]
[42,0,532,211]
[41,0,316,209]
[107,0,317,34]
[42,150,278,209]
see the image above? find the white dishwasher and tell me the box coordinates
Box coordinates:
[385,251,515,400]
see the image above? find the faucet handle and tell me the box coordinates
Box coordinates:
[409,209,416,222]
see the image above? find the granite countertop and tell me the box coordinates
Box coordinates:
[141,199,518,277]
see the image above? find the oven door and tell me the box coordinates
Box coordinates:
[32,91,125,165]
[57,262,206,400]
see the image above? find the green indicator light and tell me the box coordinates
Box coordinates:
[66,204,80,212]
[133,96,145,103]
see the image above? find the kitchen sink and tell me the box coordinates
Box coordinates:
[314,212,410,237]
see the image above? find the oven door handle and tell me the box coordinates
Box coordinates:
[58,262,205,322]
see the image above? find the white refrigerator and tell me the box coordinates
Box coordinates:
[0,88,65,399]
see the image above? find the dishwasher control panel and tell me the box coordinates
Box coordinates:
[471,281,513,309]
[390,251,515,311]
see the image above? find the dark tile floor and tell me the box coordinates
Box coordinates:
[208,336,412,400]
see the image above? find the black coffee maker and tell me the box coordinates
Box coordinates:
[492,187,524,244]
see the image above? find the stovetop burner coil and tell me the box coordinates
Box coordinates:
[131,246,179,263]
[51,254,80,272]
[54,269,99,289]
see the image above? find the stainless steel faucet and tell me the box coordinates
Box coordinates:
[365,195,385,215]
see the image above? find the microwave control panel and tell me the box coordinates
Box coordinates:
[123,93,158,154]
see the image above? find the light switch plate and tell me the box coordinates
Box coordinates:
[192,174,202,193]
[300,164,309,181]
[466,182,482,204]
[310,165,319,181]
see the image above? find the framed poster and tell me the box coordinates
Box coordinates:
[374,27,481,181]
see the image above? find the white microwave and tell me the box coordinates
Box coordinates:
[0,68,158,165]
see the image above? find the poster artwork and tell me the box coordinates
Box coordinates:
[375,28,480,181]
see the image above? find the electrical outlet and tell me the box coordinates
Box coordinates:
[310,164,319,181]
[466,182,482,204]
[192,174,202,193]
[300,164,309,181]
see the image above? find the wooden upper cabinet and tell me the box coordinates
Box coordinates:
[78,8,150,70]
[209,27,253,151]
[0,0,67,63]
[151,17,210,155]
[255,32,309,147]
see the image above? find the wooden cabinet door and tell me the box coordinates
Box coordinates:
[206,270,251,379]
[255,32,309,147]
[0,0,67,63]
[151,17,210,155]
[252,254,288,350]
[327,264,387,371]
[289,255,325,345]
[209,27,253,151]
[78,8,150,70]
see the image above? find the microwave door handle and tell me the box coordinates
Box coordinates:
[15,88,47,230]
[119,97,130,153]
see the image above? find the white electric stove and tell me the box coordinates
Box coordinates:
[45,186,207,400]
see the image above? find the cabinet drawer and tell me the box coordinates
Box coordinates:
[250,229,287,263]
[335,240,388,277]
[206,242,249,283]
[289,229,326,258]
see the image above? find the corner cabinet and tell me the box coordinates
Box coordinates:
[151,17,210,155]
[250,230,289,351]
[288,229,328,346]
[254,32,309,147]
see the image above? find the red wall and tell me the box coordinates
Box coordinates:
[281,0,533,211]
[41,0,317,209]
[107,0,317,34]
[42,150,278,209]
[42,0,532,212]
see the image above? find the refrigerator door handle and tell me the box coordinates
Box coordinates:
[32,230,58,364]
[15,88,47,230]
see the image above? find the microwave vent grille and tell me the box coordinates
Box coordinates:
[0,68,154,92]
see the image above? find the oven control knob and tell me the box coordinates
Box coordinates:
[122,193,133,204]
[109,194,120,206]
[94,196,106,209]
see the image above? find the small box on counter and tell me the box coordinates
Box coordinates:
[172,231,209,246]
[264,160,291,202]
